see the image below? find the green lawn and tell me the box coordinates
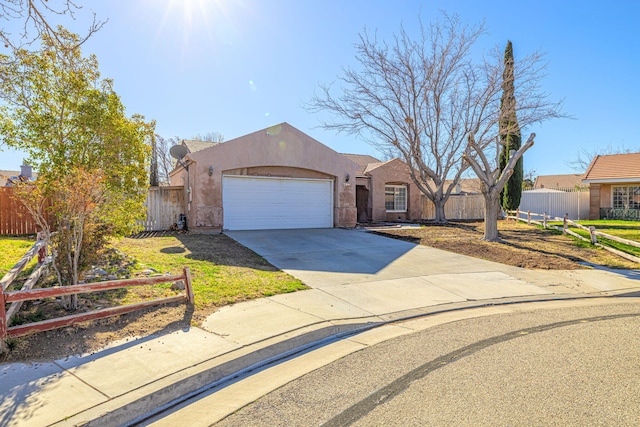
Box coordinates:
[111,234,307,309]
[0,236,39,281]
[548,219,640,258]
[1,233,307,311]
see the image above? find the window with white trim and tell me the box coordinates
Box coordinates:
[385,185,407,212]
[613,185,640,209]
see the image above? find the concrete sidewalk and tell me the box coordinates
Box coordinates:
[1,229,639,427]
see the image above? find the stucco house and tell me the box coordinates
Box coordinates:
[343,154,422,223]
[169,123,431,231]
[582,152,640,220]
[170,123,359,231]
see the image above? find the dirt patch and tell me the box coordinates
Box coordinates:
[374,220,639,270]
[2,221,637,364]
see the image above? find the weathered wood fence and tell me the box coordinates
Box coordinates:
[141,186,186,231]
[507,209,640,264]
[0,187,44,235]
[1,262,193,352]
[1,186,185,235]
[422,194,485,220]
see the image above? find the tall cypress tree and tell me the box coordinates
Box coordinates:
[499,40,523,211]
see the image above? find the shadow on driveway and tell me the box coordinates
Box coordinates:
[224,228,416,275]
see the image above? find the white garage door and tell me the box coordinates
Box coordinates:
[222,175,334,230]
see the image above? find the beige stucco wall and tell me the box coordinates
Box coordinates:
[366,159,422,222]
[170,123,357,231]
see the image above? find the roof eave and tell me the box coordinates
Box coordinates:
[582,177,640,184]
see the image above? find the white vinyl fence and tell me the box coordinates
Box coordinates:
[518,189,589,220]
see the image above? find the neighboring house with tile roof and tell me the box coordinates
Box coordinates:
[534,174,586,191]
[582,153,640,219]
[1,170,20,186]
[2,165,35,186]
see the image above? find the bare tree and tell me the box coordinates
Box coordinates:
[0,0,104,51]
[465,133,535,241]
[309,14,565,231]
[461,44,566,241]
[309,14,487,223]
[523,168,536,189]
[191,131,224,143]
[154,134,181,185]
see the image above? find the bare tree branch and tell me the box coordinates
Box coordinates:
[154,134,181,185]
[309,14,490,223]
[1,0,105,52]
[566,143,640,172]
[308,13,566,224]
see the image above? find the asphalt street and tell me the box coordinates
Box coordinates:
[156,299,640,427]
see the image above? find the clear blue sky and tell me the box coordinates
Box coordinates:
[1,0,639,177]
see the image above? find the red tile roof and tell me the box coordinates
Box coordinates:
[583,153,640,182]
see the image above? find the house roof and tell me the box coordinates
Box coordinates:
[342,153,482,194]
[451,178,482,194]
[341,154,381,175]
[0,170,19,178]
[534,174,585,189]
[583,152,640,183]
[363,159,394,174]
[182,139,221,154]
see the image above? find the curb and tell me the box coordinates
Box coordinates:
[57,291,632,426]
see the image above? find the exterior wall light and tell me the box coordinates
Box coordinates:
[345,174,350,183]
[208,166,214,176]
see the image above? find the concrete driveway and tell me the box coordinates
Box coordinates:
[224,228,549,298]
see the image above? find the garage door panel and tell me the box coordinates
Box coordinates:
[222,176,333,230]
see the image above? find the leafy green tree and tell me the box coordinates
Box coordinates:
[498,40,523,212]
[0,29,152,236]
[0,29,153,307]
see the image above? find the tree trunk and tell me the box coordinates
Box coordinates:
[483,191,501,241]
[433,199,447,224]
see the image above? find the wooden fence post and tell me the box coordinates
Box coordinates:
[516,208,520,222]
[527,211,531,225]
[183,267,194,304]
[543,212,547,229]
[563,213,568,234]
[0,289,7,353]
[589,226,598,244]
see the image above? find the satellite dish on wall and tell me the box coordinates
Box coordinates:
[169,144,189,170]
[169,144,188,160]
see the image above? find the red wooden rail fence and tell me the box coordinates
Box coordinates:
[1,267,194,352]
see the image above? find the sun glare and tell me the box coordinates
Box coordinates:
[154,0,238,58]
